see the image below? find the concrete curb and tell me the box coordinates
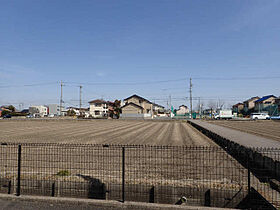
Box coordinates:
[0,194,235,210]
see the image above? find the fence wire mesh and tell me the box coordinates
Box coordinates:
[0,143,279,209]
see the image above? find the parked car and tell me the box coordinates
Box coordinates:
[270,115,280,120]
[250,113,270,120]
[3,114,12,118]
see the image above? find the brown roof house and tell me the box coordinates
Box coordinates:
[243,96,260,111]
[121,94,154,118]
[232,103,244,114]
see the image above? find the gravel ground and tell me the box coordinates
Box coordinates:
[0,119,215,146]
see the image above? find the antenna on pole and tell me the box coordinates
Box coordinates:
[189,78,193,119]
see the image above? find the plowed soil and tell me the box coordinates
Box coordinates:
[0,119,215,146]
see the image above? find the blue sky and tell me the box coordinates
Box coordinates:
[0,0,280,109]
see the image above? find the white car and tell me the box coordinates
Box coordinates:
[250,113,270,120]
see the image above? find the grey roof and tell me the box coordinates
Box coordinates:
[123,94,152,104]
[88,99,107,104]
[153,103,164,108]
[121,102,144,110]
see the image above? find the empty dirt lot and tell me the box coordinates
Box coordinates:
[0,119,265,207]
[209,120,280,142]
[0,119,215,146]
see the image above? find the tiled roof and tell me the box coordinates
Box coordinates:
[121,102,144,109]
[153,103,164,108]
[123,94,152,104]
[88,99,107,104]
[243,96,260,103]
[255,95,276,103]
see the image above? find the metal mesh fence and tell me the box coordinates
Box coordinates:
[0,143,279,209]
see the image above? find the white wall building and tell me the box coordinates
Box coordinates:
[88,99,108,118]
[47,104,60,116]
[29,105,48,117]
[176,105,189,115]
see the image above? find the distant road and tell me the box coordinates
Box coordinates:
[209,120,280,142]
[189,120,280,149]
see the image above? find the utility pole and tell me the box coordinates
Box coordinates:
[189,78,193,119]
[198,97,201,117]
[79,85,82,111]
[60,81,64,116]
[169,95,172,110]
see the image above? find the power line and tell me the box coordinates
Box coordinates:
[64,78,187,86]
[193,76,280,80]
[1,75,279,89]
[0,82,59,88]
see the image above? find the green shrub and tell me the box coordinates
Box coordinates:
[56,170,70,176]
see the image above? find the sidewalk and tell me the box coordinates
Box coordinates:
[189,120,280,148]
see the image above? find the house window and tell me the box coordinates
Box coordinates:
[94,111,100,115]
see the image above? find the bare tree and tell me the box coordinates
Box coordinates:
[207,100,217,119]
[217,99,225,110]
[207,100,217,110]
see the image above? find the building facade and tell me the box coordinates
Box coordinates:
[29,105,48,117]
[176,105,189,115]
[122,95,154,118]
[243,97,260,111]
[254,95,277,112]
[88,99,108,118]
[47,104,60,116]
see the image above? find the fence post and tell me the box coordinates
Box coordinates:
[122,147,125,203]
[8,180,11,194]
[16,144,21,196]
[204,189,211,206]
[247,153,251,204]
[51,182,55,197]
[149,186,155,203]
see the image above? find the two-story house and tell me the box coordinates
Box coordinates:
[29,105,48,117]
[88,99,108,118]
[121,94,154,118]
[254,95,277,112]
[243,97,260,111]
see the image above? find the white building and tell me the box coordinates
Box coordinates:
[29,105,48,117]
[176,105,189,115]
[47,104,60,116]
[67,107,89,117]
[88,99,108,118]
